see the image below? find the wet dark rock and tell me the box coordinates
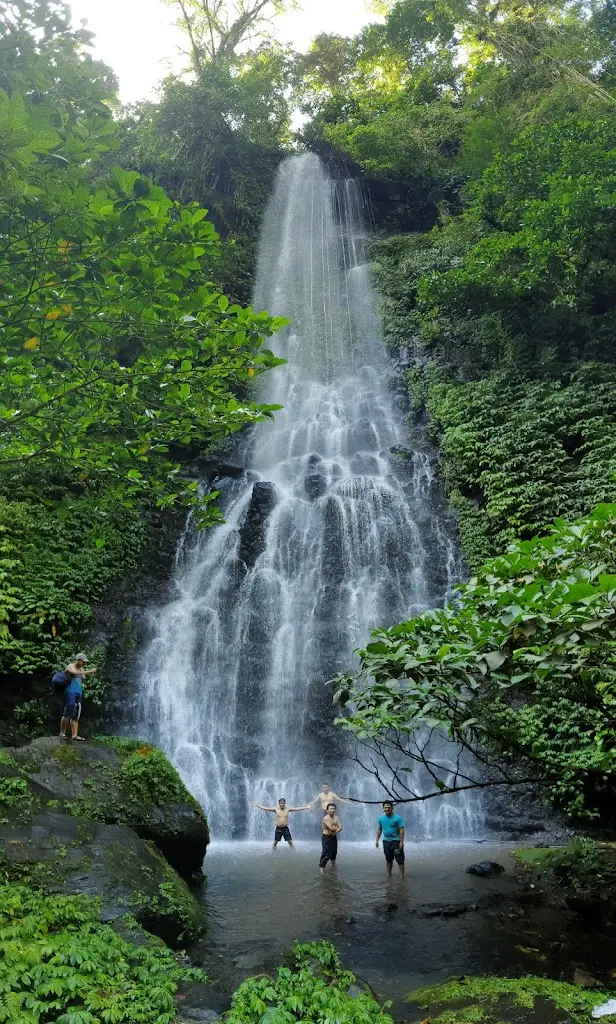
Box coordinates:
[215,463,245,478]
[0,810,204,947]
[304,472,328,499]
[353,418,379,450]
[8,736,209,877]
[466,861,506,878]
[374,901,398,915]
[349,453,381,475]
[566,894,612,924]
[237,481,278,568]
[182,1011,221,1022]
[422,903,478,918]
[573,968,601,988]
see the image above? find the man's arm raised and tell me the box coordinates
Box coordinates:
[252,802,275,812]
[288,804,312,812]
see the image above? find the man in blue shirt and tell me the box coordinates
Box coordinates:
[376,801,405,877]
[60,653,97,741]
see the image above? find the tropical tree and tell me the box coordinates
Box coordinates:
[334,505,616,821]
[167,0,295,70]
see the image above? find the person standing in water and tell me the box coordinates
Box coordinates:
[310,783,349,813]
[252,797,312,850]
[319,802,342,873]
[376,801,405,878]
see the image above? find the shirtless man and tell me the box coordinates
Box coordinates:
[310,783,349,813]
[319,802,342,874]
[252,797,312,850]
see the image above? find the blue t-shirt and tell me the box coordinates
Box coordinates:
[65,677,83,701]
[379,813,404,841]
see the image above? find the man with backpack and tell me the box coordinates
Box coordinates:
[54,654,97,741]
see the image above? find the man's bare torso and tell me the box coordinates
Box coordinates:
[316,792,341,811]
[274,807,291,827]
[322,814,341,835]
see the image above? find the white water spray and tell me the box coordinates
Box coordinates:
[136,154,484,840]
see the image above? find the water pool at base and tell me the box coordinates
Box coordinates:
[194,839,606,1014]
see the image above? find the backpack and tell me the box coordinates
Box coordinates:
[51,670,70,693]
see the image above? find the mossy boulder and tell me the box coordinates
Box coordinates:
[0,809,204,947]
[7,736,209,876]
[406,976,614,1024]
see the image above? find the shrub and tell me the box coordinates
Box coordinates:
[0,884,205,1023]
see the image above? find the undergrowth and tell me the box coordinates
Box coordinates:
[0,883,206,1023]
[227,941,393,1024]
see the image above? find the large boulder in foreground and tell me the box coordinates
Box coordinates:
[8,736,209,876]
[0,809,204,948]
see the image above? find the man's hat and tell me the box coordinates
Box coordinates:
[75,653,89,663]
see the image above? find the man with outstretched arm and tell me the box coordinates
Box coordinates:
[310,783,349,813]
[376,801,405,877]
[252,797,312,850]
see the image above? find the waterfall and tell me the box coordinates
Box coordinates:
[135,154,484,841]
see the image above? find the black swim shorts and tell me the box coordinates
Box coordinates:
[383,840,405,864]
[274,825,292,843]
[319,834,338,868]
[63,700,81,721]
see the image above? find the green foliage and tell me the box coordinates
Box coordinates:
[534,837,616,891]
[420,117,616,366]
[0,0,288,706]
[336,503,616,819]
[407,974,611,1023]
[118,745,201,808]
[0,777,34,821]
[227,941,393,1024]
[0,495,143,675]
[0,883,205,1023]
[0,126,286,513]
[120,48,292,303]
[373,126,616,564]
[419,367,616,567]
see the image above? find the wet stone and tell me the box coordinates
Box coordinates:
[304,472,327,499]
[466,861,506,877]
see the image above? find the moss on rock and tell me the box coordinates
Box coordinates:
[406,976,613,1024]
[8,736,209,876]
[0,810,204,947]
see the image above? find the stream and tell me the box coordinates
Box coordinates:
[192,841,615,1017]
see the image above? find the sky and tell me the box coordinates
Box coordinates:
[67,0,377,104]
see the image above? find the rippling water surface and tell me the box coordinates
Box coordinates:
[198,841,523,1003]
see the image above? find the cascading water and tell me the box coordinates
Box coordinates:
[136,154,485,841]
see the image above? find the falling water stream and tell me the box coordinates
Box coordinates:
[136,154,483,841]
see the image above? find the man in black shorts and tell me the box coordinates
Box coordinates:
[252,797,312,849]
[375,801,405,877]
[319,802,342,873]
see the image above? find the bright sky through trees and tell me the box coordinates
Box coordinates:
[68,0,376,103]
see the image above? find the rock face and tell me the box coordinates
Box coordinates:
[8,736,209,876]
[237,481,278,567]
[0,810,202,948]
[0,738,207,948]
